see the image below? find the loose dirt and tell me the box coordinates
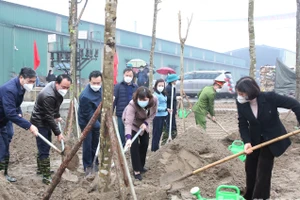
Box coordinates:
[1,107,300,199]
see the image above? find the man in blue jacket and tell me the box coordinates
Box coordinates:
[0,67,39,182]
[114,68,138,146]
[78,71,102,177]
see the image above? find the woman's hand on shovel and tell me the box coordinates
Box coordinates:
[244,143,253,154]
[57,134,64,142]
[125,139,132,149]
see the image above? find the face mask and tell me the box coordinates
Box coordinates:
[124,76,133,83]
[137,100,149,108]
[58,89,68,97]
[90,84,101,92]
[237,95,249,104]
[23,84,34,92]
[216,88,222,93]
[157,86,164,93]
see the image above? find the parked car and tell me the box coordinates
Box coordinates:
[175,70,236,98]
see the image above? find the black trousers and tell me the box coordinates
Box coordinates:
[244,146,274,200]
[151,116,166,152]
[36,127,52,160]
[130,130,149,172]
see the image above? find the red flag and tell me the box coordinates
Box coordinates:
[113,52,119,85]
[33,40,40,70]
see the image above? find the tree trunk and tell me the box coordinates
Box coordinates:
[43,103,102,200]
[68,0,78,99]
[98,0,118,192]
[149,0,160,91]
[178,11,193,131]
[105,113,129,199]
[248,0,256,78]
[296,0,300,101]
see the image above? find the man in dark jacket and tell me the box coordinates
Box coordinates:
[137,67,149,87]
[78,71,102,177]
[0,67,39,182]
[114,68,138,146]
[30,74,70,185]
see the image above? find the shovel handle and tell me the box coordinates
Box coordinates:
[173,129,300,183]
[61,139,65,152]
[192,129,300,175]
[123,129,143,153]
[37,132,62,154]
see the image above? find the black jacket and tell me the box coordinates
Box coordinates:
[30,82,63,135]
[237,92,300,157]
[113,81,138,117]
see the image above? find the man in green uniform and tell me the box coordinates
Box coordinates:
[192,78,225,130]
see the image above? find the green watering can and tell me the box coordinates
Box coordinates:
[228,140,246,162]
[190,185,245,200]
[216,185,245,200]
[178,108,192,119]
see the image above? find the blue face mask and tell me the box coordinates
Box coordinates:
[138,100,149,108]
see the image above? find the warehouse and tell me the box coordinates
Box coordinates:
[0,1,249,85]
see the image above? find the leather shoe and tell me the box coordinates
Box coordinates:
[133,173,142,181]
[141,168,148,174]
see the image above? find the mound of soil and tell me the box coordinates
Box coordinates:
[144,125,245,199]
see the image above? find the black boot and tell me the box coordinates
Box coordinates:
[41,157,52,185]
[4,156,16,182]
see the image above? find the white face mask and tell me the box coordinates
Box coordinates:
[23,84,34,92]
[157,86,164,93]
[90,84,101,92]
[216,88,222,93]
[124,76,133,83]
[58,89,68,97]
[237,95,249,104]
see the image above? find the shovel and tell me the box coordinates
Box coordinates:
[91,140,100,174]
[207,116,230,135]
[123,128,143,153]
[36,132,62,154]
[57,122,79,171]
[167,84,174,143]
[170,129,300,183]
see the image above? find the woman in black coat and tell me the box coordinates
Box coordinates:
[235,76,300,200]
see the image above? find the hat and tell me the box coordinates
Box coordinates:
[214,80,225,87]
[166,74,179,83]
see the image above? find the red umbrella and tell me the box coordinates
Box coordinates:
[156,67,176,75]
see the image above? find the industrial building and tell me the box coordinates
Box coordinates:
[0,1,249,85]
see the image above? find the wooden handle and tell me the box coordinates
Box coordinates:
[192,129,300,175]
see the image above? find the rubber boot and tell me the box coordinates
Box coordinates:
[4,156,16,182]
[37,154,54,175]
[41,157,52,185]
[36,153,41,175]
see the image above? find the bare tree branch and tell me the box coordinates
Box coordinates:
[74,0,88,27]
[184,14,193,42]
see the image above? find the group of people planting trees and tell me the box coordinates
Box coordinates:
[1,65,300,200]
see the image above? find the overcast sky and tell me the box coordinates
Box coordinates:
[4,0,297,53]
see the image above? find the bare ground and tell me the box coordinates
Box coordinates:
[0,105,299,199]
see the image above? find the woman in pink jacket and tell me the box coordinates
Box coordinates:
[122,86,158,180]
